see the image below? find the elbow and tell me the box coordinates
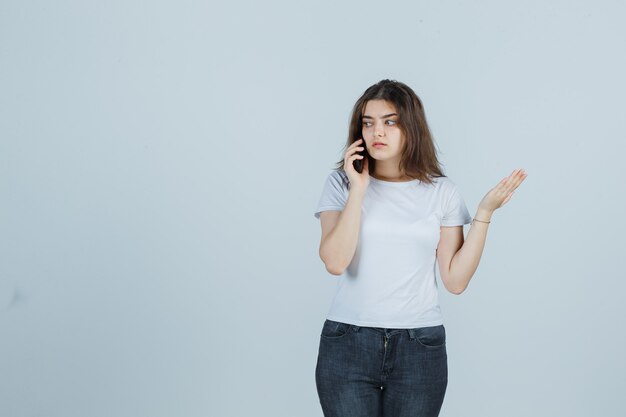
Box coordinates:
[319,249,345,276]
[319,245,346,275]
[325,264,344,276]
[448,287,466,295]
[444,277,467,295]
[321,257,344,275]
[448,283,468,295]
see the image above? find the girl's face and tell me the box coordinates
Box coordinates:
[361,100,405,162]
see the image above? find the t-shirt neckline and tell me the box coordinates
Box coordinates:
[369,175,420,187]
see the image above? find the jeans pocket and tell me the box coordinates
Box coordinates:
[414,325,446,348]
[320,319,352,339]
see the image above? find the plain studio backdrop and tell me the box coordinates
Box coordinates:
[1,0,625,416]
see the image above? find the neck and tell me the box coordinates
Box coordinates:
[372,158,406,181]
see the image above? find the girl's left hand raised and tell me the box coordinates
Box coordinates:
[478,169,528,213]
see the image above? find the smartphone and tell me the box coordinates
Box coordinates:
[352,139,368,173]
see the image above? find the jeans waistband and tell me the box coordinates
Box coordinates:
[350,324,443,339]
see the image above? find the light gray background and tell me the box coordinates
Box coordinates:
[1,0,624,416]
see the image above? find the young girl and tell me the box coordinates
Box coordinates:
[313,79,527,417]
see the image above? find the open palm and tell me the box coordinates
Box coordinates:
[479,169,528,212]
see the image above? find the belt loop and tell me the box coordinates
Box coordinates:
[407,329,416,340]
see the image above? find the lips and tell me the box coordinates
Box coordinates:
[373,142,386,146]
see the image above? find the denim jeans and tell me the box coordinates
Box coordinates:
[315,319,448,417]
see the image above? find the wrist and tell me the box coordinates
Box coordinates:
[475,207,493,222]
[349,186,367,199]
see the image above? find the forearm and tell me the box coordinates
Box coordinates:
[448,207,493,293]
[320,187,366,275]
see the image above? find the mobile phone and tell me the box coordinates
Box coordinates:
[352,139,368,173]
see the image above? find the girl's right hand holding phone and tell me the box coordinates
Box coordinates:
[344,138,369,192]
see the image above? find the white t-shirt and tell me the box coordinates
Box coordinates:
[314,169,472,328]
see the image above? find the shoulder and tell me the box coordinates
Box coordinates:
[432,175,460,194]
[426,175,451,191]
[326,169,349,189]
[328,168,348,181]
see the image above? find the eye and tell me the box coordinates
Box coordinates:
[362,121,372,127]
[386,120,397,125]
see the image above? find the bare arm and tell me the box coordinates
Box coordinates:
[438,169,528,294]
[319,187,367,275]
[438,207,492,294]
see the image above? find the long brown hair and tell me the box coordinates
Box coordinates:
[334,79,446,188]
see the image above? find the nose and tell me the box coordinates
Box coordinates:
[374,121,385,137]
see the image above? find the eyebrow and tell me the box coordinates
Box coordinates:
[362,113,398,119]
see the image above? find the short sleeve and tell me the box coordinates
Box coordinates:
[441,182,472,226]
[313,170,349,219]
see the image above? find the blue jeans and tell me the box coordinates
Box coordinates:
[315,319,448,417]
